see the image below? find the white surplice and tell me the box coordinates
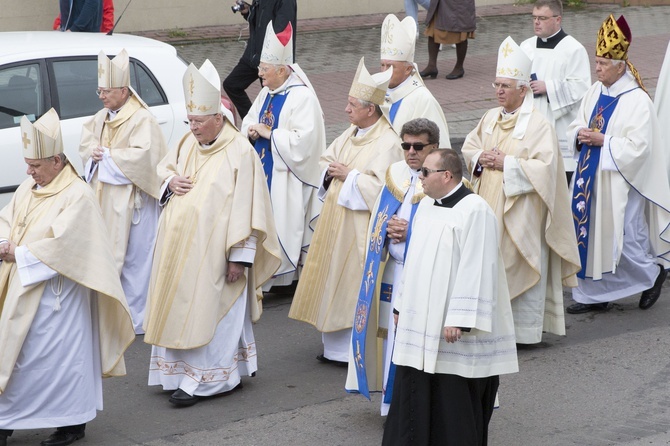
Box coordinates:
[0,250,102,429]
[521,33,591,172]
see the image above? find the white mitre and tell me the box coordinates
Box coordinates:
[98,49,130,88]
[260,21,293,65]
[492,36,534,139]
[496,36,532,81]
[380,14,416,63]
[21,108,64,159]
[349,57,393,106]
[183,59,223,117]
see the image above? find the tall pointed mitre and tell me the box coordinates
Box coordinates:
[183,59,222,116]
[596,14,646,93]
[260,21,293,65]
[496,36,532,81]
[21,108,63,159]
[349,57,393,106]
[492,37,534,139]
[380,14,416,63]
[98,49,130,88]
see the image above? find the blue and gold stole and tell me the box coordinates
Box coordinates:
[571,88,637,278]
[254,89,291,189]
[351,181,420,400]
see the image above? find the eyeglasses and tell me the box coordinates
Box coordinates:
[258,65,275,74]
[531,15,559,21]
[420,167,447,177]
[95,88,120,96]
[492,82,514,90]
[401,142,433,151]
[185,115,215,128]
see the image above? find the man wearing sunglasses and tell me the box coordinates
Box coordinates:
[382,148,518,444]
[462,37,579,346]
[345,118,438,415]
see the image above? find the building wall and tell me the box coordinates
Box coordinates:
[2,0,510,33]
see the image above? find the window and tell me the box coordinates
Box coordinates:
[52,59,100,120]
[0,63,43,129]
[130,61,168,106]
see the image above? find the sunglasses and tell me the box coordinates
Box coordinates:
[420,167,447,177]
[401,142,433,151]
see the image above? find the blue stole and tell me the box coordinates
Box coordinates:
[382,201,420,404]
[389,98,403,124]
[571,90,634,278]
[254,91,290,189]
[351,182,420,400]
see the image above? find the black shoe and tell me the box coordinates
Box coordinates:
[420,69,438,79]
[566,302,610,314]
[446,69,465,80]
[639,265,667,310]
[169,388,201,407]
[316,353,348,368]
[40,430,85,446]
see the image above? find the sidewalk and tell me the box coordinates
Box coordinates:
[141,4,670,146]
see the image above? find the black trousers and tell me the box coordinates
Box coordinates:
[382,366,499,446]
[223,58,261,121]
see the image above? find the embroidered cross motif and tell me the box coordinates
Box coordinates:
[22,132,31,149]
[501,42,513,57]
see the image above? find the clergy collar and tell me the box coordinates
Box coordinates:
[269,71,301,95]
[601,70,637,97]
[387,74,413,94]
[434,182,471,208]
[355,123,374,137]
[501,104,522,116]
[106,97,130,119]
[201,128,224,147]
[537,28,567,48]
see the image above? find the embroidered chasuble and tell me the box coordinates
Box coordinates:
[0,164,135,391]
[144,122,281,349]
[289,118,403,332]
[462,107,579,342]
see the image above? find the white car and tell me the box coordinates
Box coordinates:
[0,31,191,207]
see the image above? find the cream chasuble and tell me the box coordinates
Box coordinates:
[462,107,580,340]
[79,95,168,272]
[289,117,403,332]
[143,122,281,349]
[0,164,134,392]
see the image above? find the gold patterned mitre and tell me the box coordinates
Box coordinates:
[260,21,294,65]
[183,59,222,116]
[21,108,64,159]
[380,14,416,63]
[596,14,631,60]
[98,49,130,88]
[349,57,393,106]
[496,36,532,81]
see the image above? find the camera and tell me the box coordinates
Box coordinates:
[231,1,246,13]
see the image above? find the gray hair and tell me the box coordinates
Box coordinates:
[356,98,382,117]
